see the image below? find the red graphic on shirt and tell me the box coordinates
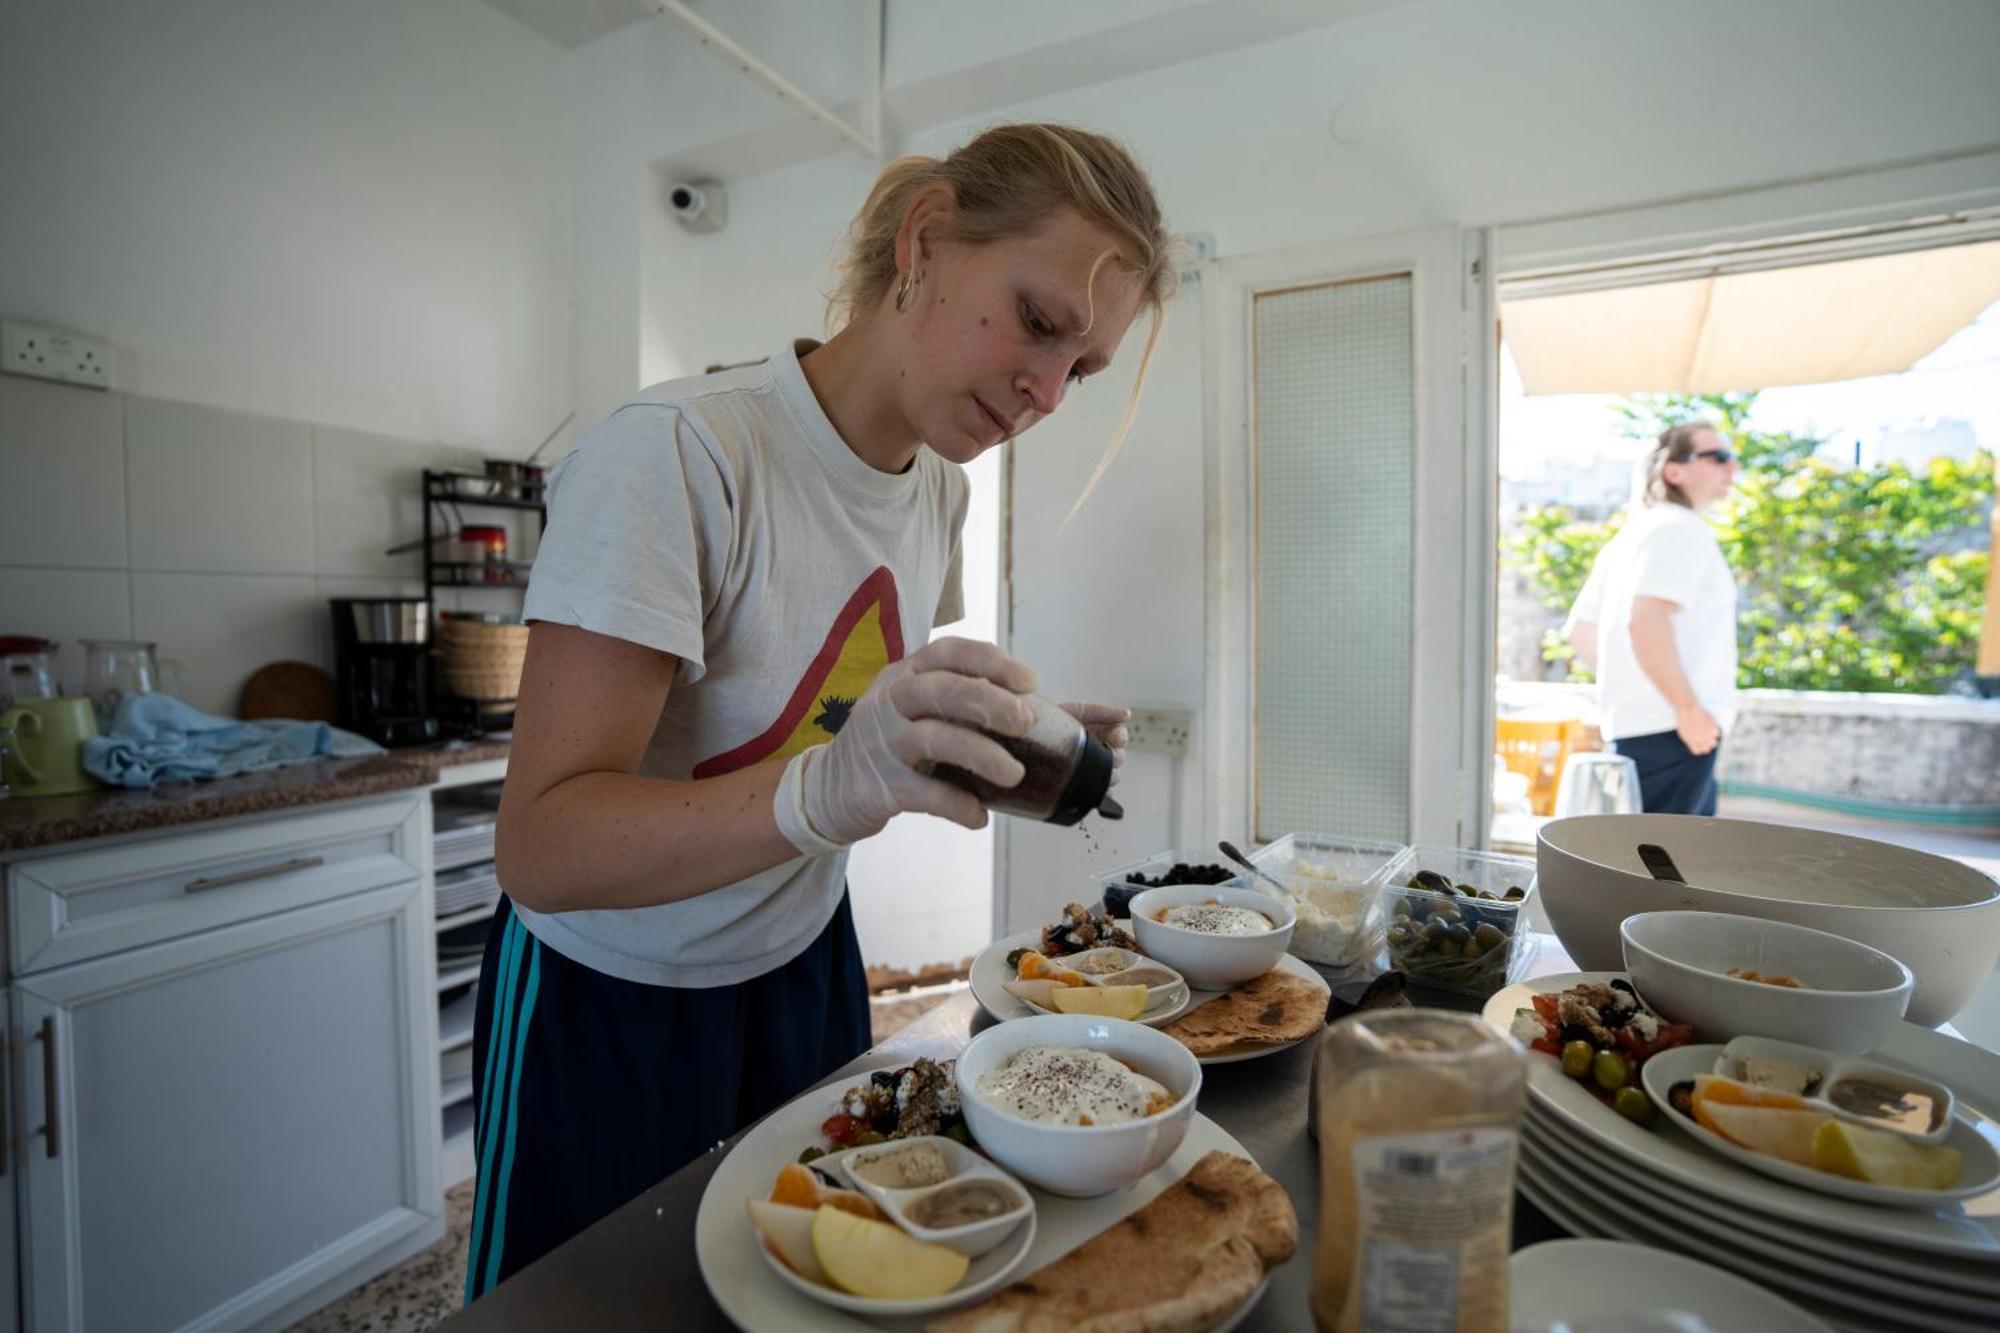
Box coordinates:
[692,566,905,778]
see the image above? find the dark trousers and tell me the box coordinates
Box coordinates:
[463,893,871,1302]
[1613,729,1721,816]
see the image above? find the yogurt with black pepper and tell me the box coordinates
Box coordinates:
[973,1045,1174,1126]
[1156,903,1274,936]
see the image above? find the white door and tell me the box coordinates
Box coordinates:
[15,880,439,1333]
[1207,225,1498,849]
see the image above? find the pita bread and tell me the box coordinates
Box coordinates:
[1161,970,1326,1056]
[926,1152,1296,1333]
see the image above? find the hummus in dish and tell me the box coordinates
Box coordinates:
[1155,903,1273,936]
[973,1045,1176,1126]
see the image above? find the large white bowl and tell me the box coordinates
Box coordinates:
[954,1014,1200,1198]
[1129,883,1296,988]
[1538,814,2000,1027]
[1620,910,1913,1052]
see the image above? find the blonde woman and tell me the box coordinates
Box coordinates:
[463,124,1175,1299]
[1565,421,1741,815]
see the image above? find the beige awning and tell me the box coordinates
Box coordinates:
[1503,238,2000,395]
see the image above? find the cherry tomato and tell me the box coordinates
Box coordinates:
[820,1113,863,1147]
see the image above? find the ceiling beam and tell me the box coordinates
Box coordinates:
[650,0,882,159]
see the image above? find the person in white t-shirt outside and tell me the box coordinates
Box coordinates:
[1564,421,1742,815]
[457,124,1173,1301]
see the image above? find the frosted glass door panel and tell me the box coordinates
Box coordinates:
[1253,275,1414,841]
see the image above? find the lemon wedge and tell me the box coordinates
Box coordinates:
[810,1203,969,1299]
[1812,1119,1962,1190]
[1049,984,1149,1020]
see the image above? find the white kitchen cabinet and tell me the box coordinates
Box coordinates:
[11,872,439,1332]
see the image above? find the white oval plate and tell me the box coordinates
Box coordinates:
[1483,973,2000,1259]
[1517,1144,1977,1332]
[696,1063,1272,1330]
[971,927,1329,1062]
[1519,1118,2000,1315]
[1511,1238,1833,1332]
[1639,1044,2000,1207]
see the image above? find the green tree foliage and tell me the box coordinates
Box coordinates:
[1507,393,1994,694]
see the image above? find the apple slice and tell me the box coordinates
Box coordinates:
[811,1202,970,1299]
[1813,1119,1962,1189]
[1004,977,1060,1010]
[747,1200,829,1284]
[1695,1100,1829,1168]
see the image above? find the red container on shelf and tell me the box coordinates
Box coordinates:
[459,525,509,583]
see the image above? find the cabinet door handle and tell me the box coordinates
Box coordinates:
[35,1017,57,1160]
[0,1027,10,1177]
[183,855,325,894]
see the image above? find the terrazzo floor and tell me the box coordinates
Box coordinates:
[287,985,960,1331]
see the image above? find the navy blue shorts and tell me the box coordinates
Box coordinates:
[462,893,870,1302]
[1613,730,1720,816]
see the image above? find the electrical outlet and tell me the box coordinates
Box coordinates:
[1125,707,1193,758]
[3,319,111,390]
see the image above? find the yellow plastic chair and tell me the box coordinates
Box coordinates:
[1495,718,1578,817]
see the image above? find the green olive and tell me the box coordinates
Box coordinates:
[1447,923,1472,944]
[943,1122,972,1145]
[1614,1087,1656,1126]
[1592,1049,1629,1092]
[1435,938,1463,959]
[853,1129,886,1146]
[1462,938,1485,960]
[1560,1040,1593,1079]
[1474,922,1506,949]
[798,1145,826,1163]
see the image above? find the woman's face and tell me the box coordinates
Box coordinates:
[891,208,1146,465]
[1664,427,1739,510]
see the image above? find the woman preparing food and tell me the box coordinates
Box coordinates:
[463,123,1175,1300]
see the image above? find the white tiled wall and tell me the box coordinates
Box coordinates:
[1,374,530,716]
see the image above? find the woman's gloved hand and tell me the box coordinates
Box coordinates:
[1060,703,1130,785]
[775,637,1038,853]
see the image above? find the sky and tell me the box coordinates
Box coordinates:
[1499,296,2000,486]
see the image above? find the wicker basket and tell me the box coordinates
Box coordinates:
[438,619,528,701]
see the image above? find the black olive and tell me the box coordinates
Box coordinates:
[1667,1080,1696,1117]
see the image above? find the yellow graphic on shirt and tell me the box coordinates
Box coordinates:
[692,567,905,779]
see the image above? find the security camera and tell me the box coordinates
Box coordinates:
[667,180,726,233]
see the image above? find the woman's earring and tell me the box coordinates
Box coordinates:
[895,269,919,312]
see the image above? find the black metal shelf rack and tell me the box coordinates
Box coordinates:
[421,470,546,736]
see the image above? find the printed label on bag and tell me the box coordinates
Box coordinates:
[1350,1127,1516,1332]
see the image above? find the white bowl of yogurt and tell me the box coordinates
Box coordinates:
[955,1015,1201,1197]
[1129,883,1296,988]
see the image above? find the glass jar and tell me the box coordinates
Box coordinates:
[926,692,1118,825]
[0,637,59,712]
[81,639,175,729]
[1312,1008,1527,1333]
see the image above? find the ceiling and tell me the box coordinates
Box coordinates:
[481,0,657,49]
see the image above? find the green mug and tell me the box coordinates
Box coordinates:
[1,697,100,796]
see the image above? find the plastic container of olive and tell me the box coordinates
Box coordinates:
[1383,844,1538,998]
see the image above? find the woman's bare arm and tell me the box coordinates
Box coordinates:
[494,622,801,913]
[1628,595,1720,755]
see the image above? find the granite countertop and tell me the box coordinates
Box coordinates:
[0,738,511,855]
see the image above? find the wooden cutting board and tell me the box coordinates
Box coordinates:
[239,661,337,722]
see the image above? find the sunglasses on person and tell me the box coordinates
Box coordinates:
[1689,446,1735,465]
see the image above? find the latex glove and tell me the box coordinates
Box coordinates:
[775,637,1038,853]
[1060,703,1130,786]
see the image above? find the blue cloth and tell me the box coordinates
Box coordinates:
[81,692,384,788]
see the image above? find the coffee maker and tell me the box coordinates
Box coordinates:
[330,598,439,747]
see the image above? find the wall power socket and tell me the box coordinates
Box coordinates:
[1124,707,1193,758]
[3,319,111,390]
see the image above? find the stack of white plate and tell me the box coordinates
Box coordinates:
[1487,974,2000,1333]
